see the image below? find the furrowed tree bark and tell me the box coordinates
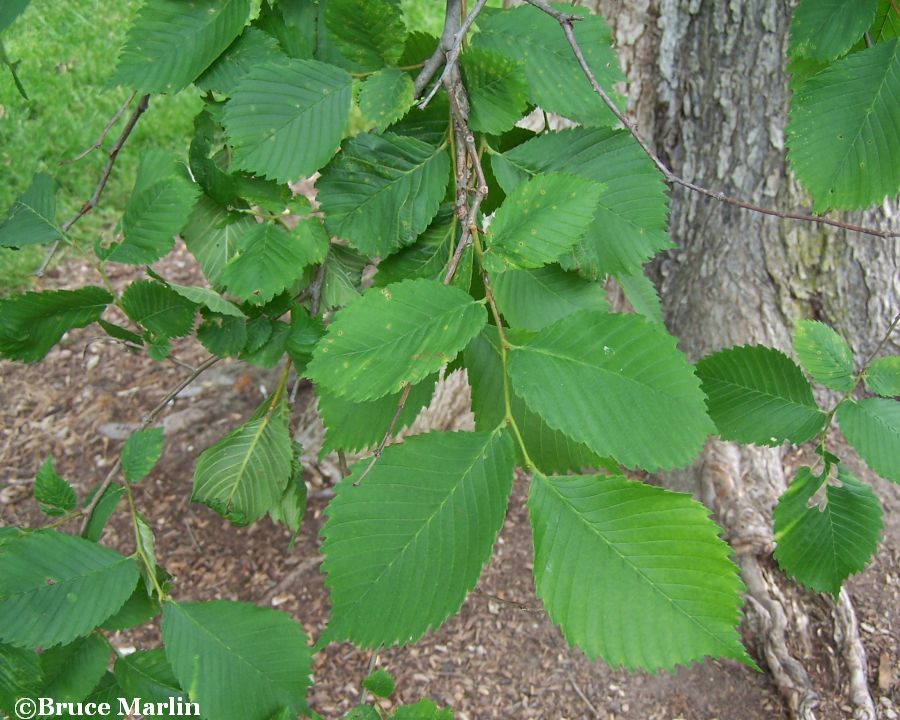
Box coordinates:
[576,1,899,718]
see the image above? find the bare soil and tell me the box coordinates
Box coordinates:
[1,250,898,720]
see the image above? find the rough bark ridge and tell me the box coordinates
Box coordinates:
[579,1,898,718]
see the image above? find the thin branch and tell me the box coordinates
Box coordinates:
[862,311,900,369]
[472,588,543,613]
[354,0,492,488]
[357,651,379,705]
[309,261,328,317]
[342,0,501,493]
[530,8,899,240]
[79,354,219,535]
[413,0,461,96]
[37,94,151,277]
[353,383,412,487]
[60,91,137,165]
[418,0,489,109]
[569,679,602,720]
[523,0,581,23]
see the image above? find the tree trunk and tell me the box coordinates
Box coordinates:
[577,1,899,718]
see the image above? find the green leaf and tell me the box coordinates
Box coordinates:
[0,0,29,33]
[461,48,529,135]
[318,376,436,455]
[112,0,252,93]
[197,314,248,358]
[196,27,287,94]
[484,174,602,273]
[98,319,144,346]
[306,279,486,402]
[239,320,291,368]
[34,457,76,516]
[509,312,714,471]
[373,205,461,286]
[39,634,109,702]
[318,132,451,257]
[473,4,624,127]
[268,448,307,535]
[790,0,878,61]
[696,345,828,446]
[529,473,749,670]
[100,576,161,632]
[167,282,245,318]
[322,245,367,309]
[221,221,322,304]
[254,0,316,59]
[121,428,165,484]
[793,319,856,391]
[390,92,449,146]
[0,287,112,363]
[121,281,196,339]
[0,644,41,716]
[871,0,900,42]
[774,466,882,595]
[391,700,454,720]
[491,265,608,332]
[223,59,353,182]
[115,648,184,704]
[0,531,139,648]
[0,172,62,248]
[837,398,900,482]
[286,307,325,369]
[162,600,311,720]
[494,128,672,277]
[182,196,255,289]
[106,152,199,265]
[324,0,406,72]
[321,429,516,646]
[787,39,900,211]
[83,484,125,543]
[192,395,293,524]
[865,355,900,396]
[57,673,122,719]
[466,327,603,474]
[363,669,396,698]
[615,269,664,324]
[359,68,415,132]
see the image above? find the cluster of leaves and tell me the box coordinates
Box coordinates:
[787,0,900,209]
[0,0,898,718]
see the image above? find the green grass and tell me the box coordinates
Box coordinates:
[0,0,201,293]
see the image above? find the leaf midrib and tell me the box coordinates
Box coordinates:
[819,42,899,197]
[333,431,502,624]
[536,475,738,652]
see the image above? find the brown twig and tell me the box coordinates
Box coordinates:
[569,679,602,719]
[358,650,379,705]
[418,0,490,109]
[309,261,328,317]
[414,0,462,97]
[862,311,900,368]
[60,91,137,166]
[78,354,219,536]
[472,588,542,613]
[529,7,898,241]
[37,94,151,277]
[354,2,489,488]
